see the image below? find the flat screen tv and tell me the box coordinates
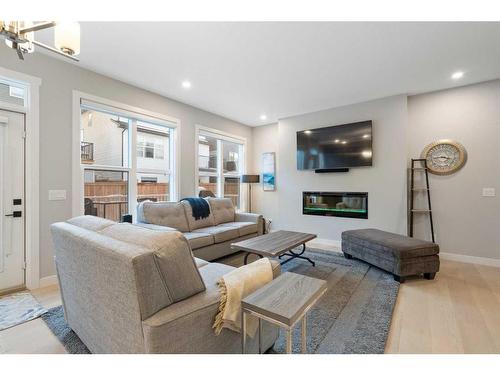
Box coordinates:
[297,120,373,170]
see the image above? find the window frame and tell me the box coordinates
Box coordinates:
[195,125,247,210]
[73,91,180,221]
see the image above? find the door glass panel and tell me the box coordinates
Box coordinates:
[84,169,129,222]
[224,176,241,208]
[137,172,170,202]
[198,135,218,174]
[198,176,218,198]
[136,121,170,171]
[80,109,129,167]
[0,82,26,107]
[222,140,240,174]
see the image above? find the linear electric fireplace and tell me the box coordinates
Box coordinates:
[303,192,368,219]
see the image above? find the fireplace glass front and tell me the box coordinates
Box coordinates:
[303,192,368,219]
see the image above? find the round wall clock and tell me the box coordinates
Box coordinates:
[421,139,467,175]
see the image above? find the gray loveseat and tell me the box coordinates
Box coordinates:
[51,215,279,353]
[137,197,264,261]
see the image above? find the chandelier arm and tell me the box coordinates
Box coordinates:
[19,21,56,34]
[32,40,80,62]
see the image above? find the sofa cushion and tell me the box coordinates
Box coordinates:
[193,225,240,244]
[99,223,206,304]
[219,222,258,236]
[67,215,115,232]
[181,200,215,231]
[183,232,215,250]
[207,198,235,225]
[140,201,190,232]
[134,222,177,232]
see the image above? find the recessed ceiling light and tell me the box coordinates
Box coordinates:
[363,134,370,139]
[341,140,347,144]
[182,80,192,89]
[361,150,372,158]
[334,139,340,143]
[451,71,464,80]
[260,114,267,121]
[304,130,312,134]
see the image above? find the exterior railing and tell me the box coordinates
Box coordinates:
[81,142,94,162]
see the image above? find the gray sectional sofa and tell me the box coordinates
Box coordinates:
[137,198,264,261]
[50,215,280,353]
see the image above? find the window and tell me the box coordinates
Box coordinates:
[0,80,26,107]
[197,129,245,209]
[81,101,177,221]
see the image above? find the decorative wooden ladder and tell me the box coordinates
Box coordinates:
[409,158,435,243]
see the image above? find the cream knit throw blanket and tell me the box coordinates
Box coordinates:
[213,258,273,336]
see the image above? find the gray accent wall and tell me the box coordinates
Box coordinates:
[408,80,500,260]
[252,95,409,242]
[0,44,252,278]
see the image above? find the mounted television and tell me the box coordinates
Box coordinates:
[297,120,373,171]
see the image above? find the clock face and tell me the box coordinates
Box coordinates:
[421,140,467,175]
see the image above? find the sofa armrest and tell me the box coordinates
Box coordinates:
[235,212,264,235]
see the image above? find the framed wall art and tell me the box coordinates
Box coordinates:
[262,152,276,191]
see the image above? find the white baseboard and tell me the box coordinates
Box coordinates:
[440,252,500,268]
[309,238,342,252]
[38,275,58,288]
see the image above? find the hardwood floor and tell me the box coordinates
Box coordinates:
[1,256,499,354]
[385,259,500,353]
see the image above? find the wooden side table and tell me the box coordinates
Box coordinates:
[241,272,327,354]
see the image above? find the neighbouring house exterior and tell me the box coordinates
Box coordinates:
[81,110,170,221]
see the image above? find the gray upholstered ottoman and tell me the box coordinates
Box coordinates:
[341,228,439,283]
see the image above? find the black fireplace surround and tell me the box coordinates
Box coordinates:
[303,192,368,219]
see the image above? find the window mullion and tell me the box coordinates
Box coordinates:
[217,139,223,197]
[169,128,176,201]
[129,119,138,221]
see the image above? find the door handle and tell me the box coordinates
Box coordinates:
[5,211,22,218]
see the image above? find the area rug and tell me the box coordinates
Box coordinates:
[227,248,400,354]
[0,292,48,331]
[41,248,399,354]
[41,306,90,354]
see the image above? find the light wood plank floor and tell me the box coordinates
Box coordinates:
[1,257,499,354]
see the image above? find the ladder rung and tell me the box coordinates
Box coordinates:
[411,167,428,170]
[412,188,429,191]
[411,158,426,162]
[411,209,432,213]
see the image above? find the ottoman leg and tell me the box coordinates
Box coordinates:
[343,253,353,259]
[394,275,405,283]
[424,272,436,280]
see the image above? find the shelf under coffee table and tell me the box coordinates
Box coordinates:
[231,230,318,266]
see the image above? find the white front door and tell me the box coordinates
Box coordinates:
[0,109,25,292]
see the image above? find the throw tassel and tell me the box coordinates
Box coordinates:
[213,278,228,335]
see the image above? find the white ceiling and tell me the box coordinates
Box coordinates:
[36,22,500,126]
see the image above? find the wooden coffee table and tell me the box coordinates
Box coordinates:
[231,230,317,266]
[241,272,327,354]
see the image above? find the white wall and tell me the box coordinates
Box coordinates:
[252,82,500,262]
[253,95,409,242]
[0,44,252,278]
[408,80,500,260]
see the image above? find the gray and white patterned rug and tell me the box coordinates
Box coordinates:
[0,292,48,331]
[41,249,399,354]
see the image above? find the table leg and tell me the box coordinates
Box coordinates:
[258,318,262,354]
[244,252,263,265]
[286,328,292,354]
[301,315,307,354]
[241,310,247,354]
[280,244,316,267]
